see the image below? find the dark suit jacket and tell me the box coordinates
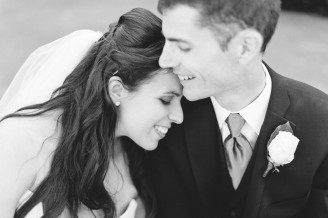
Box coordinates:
[148,65,328,218]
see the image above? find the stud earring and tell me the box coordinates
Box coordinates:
[115,102,121,107]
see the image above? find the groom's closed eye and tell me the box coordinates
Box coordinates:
[165,38,192,52]
[175,41,192,53]
[177,45,191,53]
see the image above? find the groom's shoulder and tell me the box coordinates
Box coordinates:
[283,74,327,98]
[271,68,328,115]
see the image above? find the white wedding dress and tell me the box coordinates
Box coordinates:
[19,191,139,218]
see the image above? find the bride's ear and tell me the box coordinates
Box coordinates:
[108,76,128,104]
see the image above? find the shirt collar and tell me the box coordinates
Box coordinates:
[210,64,272,135]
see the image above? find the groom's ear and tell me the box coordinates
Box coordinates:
[230,29,263,64]
[108,76,128,103]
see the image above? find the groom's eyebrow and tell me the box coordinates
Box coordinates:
[161,31,190,44]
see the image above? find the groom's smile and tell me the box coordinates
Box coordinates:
[177,75,194,81]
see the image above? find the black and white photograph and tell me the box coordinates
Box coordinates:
[0,0,327,217]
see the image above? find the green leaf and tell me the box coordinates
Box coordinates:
[267,122,293,146]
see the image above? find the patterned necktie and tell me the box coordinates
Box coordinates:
[224,113,253,189]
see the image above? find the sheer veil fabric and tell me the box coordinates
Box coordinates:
[3,30,142,218]
[0,30,103,119]
[1,30,103,215]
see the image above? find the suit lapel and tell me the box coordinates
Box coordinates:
[243,65,293,218]
[183,98,223,214]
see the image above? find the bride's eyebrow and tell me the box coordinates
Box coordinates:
[163,91,182,97]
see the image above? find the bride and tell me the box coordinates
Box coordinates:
[0,8,183,218]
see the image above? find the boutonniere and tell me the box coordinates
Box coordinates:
[262,122,299,178]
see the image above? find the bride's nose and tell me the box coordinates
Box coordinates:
[168,103,183,124]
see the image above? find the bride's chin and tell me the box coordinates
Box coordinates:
[139,141,159,151]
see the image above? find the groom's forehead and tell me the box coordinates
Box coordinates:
[162,5,203,34]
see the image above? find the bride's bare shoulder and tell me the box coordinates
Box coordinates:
[0,110,62,156]
[0,110,62,210]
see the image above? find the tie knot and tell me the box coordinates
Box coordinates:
[226,113,245,138]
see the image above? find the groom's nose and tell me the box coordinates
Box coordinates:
[159,41,179,69]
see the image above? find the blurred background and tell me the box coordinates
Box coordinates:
[282,0,328,15]
[0,0,327,98]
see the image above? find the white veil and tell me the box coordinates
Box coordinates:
[1,29,143,218]
[0,30,103,118]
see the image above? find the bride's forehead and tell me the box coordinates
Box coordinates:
[134,72,181,94]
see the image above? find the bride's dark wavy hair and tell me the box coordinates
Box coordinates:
[3,8,164,218]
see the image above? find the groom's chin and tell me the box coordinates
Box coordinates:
[183,91,203,102]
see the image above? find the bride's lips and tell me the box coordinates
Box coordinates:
[154,125,169,138]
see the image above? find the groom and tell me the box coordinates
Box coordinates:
[149,0,328,217]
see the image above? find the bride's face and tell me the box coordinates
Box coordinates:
[116,71,183,150]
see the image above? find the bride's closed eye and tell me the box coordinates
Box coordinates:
[159,96,174,105]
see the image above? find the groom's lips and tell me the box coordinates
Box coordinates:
[177,75,195,81]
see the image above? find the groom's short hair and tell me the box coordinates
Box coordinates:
[158,0,281,52]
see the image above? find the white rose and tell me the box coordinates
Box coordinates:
[268,131,299,165]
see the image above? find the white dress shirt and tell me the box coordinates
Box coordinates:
[210,64,272,148]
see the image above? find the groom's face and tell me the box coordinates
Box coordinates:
[160,5,240,101]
